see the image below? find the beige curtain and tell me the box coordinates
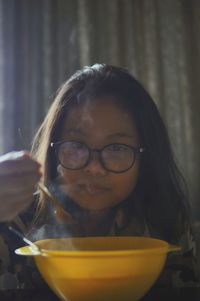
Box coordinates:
[0,0,199,219]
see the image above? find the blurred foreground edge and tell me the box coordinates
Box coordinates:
[0,287,200,301]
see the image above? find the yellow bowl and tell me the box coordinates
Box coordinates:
[15,236,180,301]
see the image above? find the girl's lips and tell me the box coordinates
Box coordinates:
[79,184,110,195]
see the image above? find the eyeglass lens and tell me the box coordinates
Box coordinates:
[57,141,136,172]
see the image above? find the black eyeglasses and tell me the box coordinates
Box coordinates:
[50,140,145,173]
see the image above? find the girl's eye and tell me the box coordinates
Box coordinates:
[70,142,84,149]
[106,144,130,152]
[60,141,86,153]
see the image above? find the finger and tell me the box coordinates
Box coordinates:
[0,151,41,176]
[2,183,38,201]
[12,191,35,210]
[0,191,34,222]
[0,172,41,195]
[0,159,41,176]
[0,150,30,162]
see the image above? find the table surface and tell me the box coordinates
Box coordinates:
[0,287,200,301]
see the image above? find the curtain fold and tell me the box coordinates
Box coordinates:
[0,0,199,218]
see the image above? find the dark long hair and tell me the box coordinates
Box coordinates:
[32,63,190,243]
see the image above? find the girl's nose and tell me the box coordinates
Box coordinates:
[83,152,107,176]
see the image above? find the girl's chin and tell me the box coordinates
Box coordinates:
[64,189,120,211]
[73,202,111,211]
[69,195,115,211]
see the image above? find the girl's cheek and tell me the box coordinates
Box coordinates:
[57,165,80,184]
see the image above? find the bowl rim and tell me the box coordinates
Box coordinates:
[15,236,180,257]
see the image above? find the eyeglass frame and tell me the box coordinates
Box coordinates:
[50,140,145,173]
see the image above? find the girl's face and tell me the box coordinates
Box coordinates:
[57,96,141,211]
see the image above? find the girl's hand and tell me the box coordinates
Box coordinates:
[0,151,41,222]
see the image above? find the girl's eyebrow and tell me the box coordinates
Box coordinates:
[106,133,136,139]
[64,129,136,139]
[64,128,86,135]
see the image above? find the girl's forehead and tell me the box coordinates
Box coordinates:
[64,97,131,126]
[61,97,139,142]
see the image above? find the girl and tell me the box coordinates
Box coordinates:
[31,63,197,286]
[0,64,198,288]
